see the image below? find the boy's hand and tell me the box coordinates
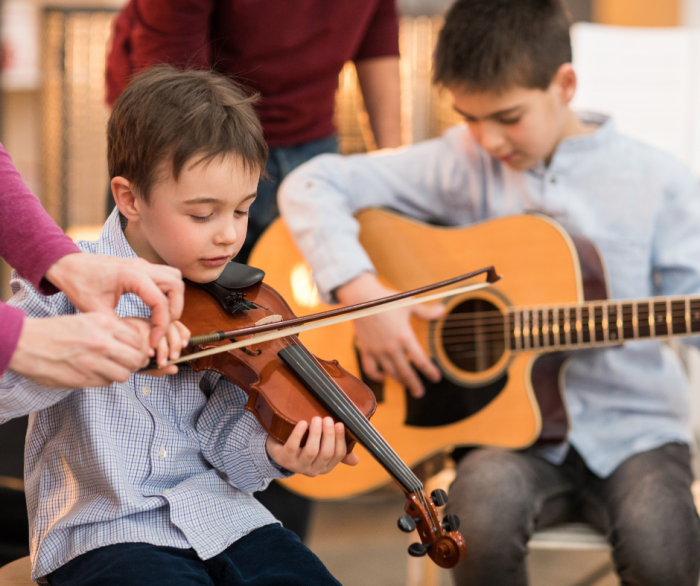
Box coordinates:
[266,416,359,476]
[336,272,443,398]
[124,317,190,376]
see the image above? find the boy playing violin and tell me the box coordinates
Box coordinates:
[279,0,700,584]
[0,66,354,586]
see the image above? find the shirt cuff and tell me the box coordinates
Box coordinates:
[0,302,25,375]
[250,430,294,481]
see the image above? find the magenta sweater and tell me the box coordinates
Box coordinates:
[0,143,80,373]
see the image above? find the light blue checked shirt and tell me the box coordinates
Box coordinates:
[280,113,700,478]
[0,210,289,584]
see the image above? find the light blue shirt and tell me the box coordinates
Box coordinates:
[279,114,700,478]
[0,211,288,584]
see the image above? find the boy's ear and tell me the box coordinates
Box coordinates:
[552,63,577,105]
[111,176,142,221]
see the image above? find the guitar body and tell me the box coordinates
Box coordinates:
[249,210,607,499]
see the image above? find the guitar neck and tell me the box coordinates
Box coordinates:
[508,295,700,352]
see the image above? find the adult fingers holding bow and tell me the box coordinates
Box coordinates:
[1,143,187,388]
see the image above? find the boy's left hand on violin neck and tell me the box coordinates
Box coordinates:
[266,416,359,477]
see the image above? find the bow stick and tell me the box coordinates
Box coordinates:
[149,266,500,369]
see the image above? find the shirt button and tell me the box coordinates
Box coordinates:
[157,447,167,459]
[142,386,151,397]
[550,177,557,184]
[162,489,173,496]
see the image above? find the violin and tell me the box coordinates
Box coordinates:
[162,262,498,568]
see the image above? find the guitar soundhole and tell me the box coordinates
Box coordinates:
[441,298,505,373]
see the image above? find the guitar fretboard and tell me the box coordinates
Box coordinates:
[507,296,700,351]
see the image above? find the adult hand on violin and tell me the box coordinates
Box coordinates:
[266,416,359,477]
[45,253,185,348]
[336,272,444,398]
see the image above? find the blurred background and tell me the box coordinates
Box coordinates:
[0,0,696,298]
[1,0,700,584]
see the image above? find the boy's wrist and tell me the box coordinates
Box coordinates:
[335,272,385,306]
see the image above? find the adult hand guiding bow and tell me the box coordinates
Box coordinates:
[7,254,188,388]
[1,142,187,387]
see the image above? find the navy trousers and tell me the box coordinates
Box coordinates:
[48,524,341,586]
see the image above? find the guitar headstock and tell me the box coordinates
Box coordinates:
[398,489,466,568]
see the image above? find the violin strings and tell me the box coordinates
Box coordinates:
[281,345,424,493]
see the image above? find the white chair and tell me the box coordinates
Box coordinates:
[405,466,700,586]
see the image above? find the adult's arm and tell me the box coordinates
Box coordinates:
[106,0,216,106]
[356,57,402,149]
[353,0,401,149]
[0,144,80,292]
[0,143,81,373]
[0,144,185,376]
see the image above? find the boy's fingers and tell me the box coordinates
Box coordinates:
[412,301,445,321]
[300,417,323,465]
[141,364,179,377]
[285,420,308,453]
[316,417,338,465]
[167,325,182,361]
[175,321,191,347]
[405,336,441,383]
[342,452,360,466]
[360,351,385,382]
[380,351,425,399]
[331,422,348,467]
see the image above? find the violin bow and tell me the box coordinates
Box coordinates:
[154,266,500,368]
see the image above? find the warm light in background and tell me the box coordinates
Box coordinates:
[290,262,321,310]
[593,0,680,26]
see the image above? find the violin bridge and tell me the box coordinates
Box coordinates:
[250,314,283,338]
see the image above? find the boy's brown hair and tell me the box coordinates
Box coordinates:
[433,0,572,93]
[108,66,267,202]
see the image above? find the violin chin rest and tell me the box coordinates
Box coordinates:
[213,262,265,290]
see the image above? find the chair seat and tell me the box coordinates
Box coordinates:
[529,523,610,551]
[0,556,33,586]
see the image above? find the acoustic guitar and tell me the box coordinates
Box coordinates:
[249,209,700,499]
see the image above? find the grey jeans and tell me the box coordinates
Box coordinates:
[446,443,700,586]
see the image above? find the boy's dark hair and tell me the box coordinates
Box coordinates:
[434,0,572,93]
[108,66,267,201]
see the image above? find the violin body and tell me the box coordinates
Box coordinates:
[178,263,466,569]
[180,279,377,447]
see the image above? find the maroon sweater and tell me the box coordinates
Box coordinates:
[0,144,80,373]
[106,0,399,148]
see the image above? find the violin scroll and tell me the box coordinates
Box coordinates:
[402,491,466,569]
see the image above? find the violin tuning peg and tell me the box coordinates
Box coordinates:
[442,513,460,532]
[430,488,448,507]
[408,542,431,557]
[397,514,417,533]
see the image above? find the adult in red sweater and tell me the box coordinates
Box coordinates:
[105,0,402,261]
[0,144,185,388]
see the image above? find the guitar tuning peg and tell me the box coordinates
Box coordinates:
[397,514,417,533]
[442,513,460,532]
[408,542,431,557]
[430,488,448,507]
